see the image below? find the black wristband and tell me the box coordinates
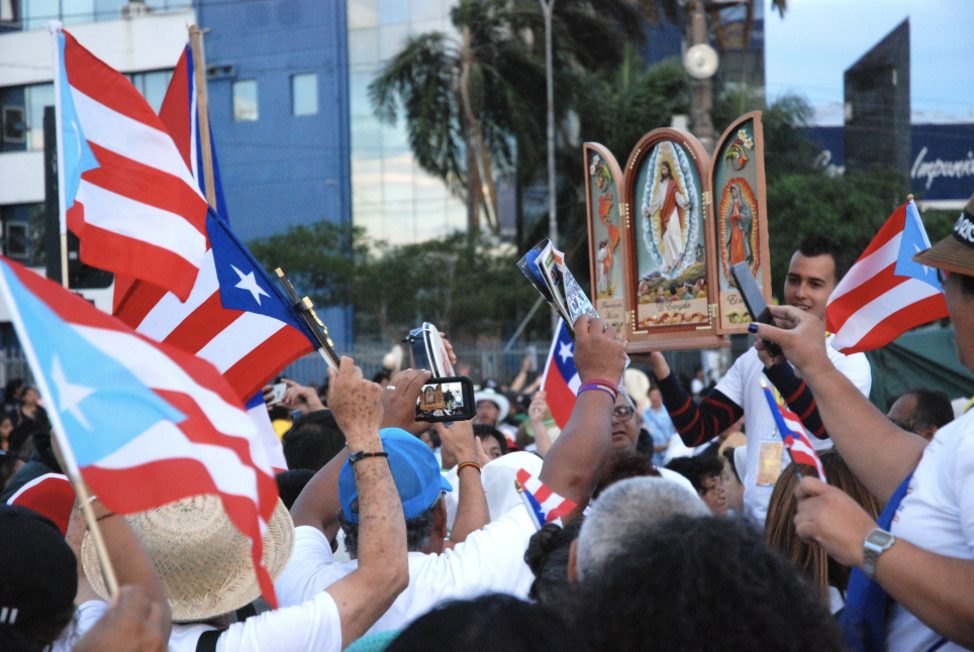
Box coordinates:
[348,450,389,465]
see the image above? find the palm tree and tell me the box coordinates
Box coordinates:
[369,0,653,234]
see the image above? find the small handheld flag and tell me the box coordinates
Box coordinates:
[760,381,827,482]
[514,468,577,530]
[541,319,580,428]
[827,200,949,353]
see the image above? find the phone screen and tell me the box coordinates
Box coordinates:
[415,377,475,422]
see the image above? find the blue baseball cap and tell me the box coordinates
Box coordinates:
[339,428,452,524]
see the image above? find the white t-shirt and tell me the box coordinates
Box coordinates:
[275,505,537,635]
[54,592,342,652]
[714,340,871,524]
[169,592,342,652]
[886,409,974,652]
[50,600,109,652]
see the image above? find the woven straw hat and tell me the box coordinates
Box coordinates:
[81,494,294,622]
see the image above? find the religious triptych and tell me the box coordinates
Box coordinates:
[585,112,771,351]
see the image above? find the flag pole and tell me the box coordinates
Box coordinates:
[48,22,70,289]
[0,263,118,595]
[189,25,217,208]
[274,267,340,370]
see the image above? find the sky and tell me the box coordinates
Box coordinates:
[764,0,974,125]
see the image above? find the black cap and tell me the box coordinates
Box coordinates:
[0,505,77,629]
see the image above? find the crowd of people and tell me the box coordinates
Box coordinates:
[2,208,974,651]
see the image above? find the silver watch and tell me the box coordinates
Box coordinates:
[862,528,896,579]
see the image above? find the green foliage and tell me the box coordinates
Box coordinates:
[250,224,543,345]
[766,167,910,295]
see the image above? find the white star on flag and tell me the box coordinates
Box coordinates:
[232,264,271,306]
[558,341,574,363]
[50,355,94,430]
[913,242,933,278]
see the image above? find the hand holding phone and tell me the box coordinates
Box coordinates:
[730,263,783,357]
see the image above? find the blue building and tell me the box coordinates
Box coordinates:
[0,0,354,348]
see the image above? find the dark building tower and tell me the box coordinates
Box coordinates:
[843,19,911,175]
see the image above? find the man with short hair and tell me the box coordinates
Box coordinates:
[571,476,708,582]
[650,235,872,523]
[574,515,846,651]
[277,315,629,635]
[756,193,974,651]
[886,387,953,441]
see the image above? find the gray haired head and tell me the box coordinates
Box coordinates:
[576,476,708,581]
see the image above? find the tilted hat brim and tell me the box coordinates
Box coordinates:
[82,494,294,622]
[913,232,974,276]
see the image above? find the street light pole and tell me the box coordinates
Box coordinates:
[540,0,557,247]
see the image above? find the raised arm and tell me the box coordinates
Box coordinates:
[794,476,974,647]
[290,368,428,540]
[756,306,925,502]
[649,352,742,447]
[539,315,627,515]
[434,420,489,544]
[319,357,408,649]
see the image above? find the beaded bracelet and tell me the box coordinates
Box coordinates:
[578,383,618,401]
[457,461,482,474]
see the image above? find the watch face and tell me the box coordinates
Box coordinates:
[867,529,895,547]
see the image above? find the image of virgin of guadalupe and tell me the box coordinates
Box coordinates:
[725,183,753,266]
[640,142,700,280]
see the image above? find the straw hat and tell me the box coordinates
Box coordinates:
[82,494,294,622]
[913,192,974,275]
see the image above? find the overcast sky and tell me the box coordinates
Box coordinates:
[763,0,974,124]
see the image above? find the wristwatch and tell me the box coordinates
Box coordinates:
[862,528,896,579]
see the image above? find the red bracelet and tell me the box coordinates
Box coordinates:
[457,461,482,474]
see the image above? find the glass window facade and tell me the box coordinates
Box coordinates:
[347,0,465,245]
[291,73,318,116]
[232,79,258,122]
[16,0,191,31]
[0,71,170,153]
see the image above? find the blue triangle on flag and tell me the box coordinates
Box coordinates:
[0,262,183,467]
[895,203,941,291]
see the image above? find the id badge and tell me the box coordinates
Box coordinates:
[756,441,783,486]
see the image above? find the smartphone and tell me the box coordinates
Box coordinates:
[266,382,287,406]
[405,322,455,378]
[730,262,783,357]
[415,376,476,423]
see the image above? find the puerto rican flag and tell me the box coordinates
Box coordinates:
[53,27,208,301]
[0,257,281,607]
[826,200,948,354]
[541,319,580,428]
[515,468,577,530]
[113,43,317,417]
[760,382,827,482]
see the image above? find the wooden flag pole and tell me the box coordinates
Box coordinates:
[189,25,217,208]
[48,436,119,595]
[72,476,120,596]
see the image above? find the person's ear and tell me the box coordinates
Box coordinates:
[567,538,579,585]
